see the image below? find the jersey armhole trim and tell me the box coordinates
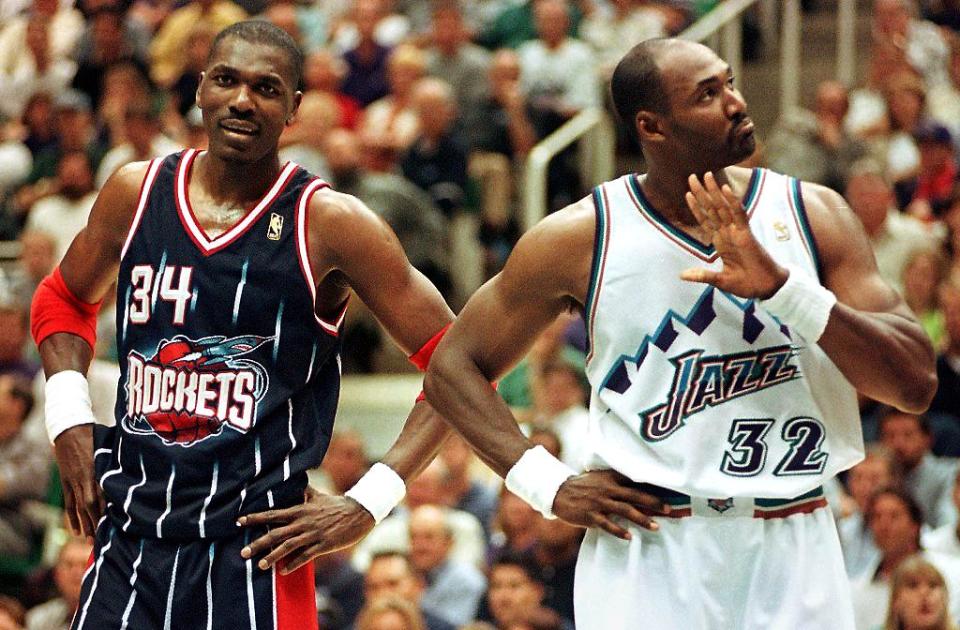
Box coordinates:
[120,158,164,261]
[585,185,610,365]
[787,177,824,282]
[294,178,344,336]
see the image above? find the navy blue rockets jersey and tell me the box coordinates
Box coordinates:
[97,149,346,540]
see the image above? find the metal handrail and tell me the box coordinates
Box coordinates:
[521,107,614,231]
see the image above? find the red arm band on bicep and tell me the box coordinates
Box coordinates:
[408,323,452,372]
[30,267,103,351]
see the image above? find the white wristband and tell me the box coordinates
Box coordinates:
[505,445,577,520]
[44,370,96,444]
[760,264,837,343]
[344,462,406,524]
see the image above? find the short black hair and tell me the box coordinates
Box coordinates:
[867,486,925,535]
[609,38,672,143]
[209,20,304,90]
[490,550,544,585]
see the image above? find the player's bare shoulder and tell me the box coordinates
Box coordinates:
[502,195,598,306]
[305,186,402,274]
[86,160,154,249]
[795,179,870,267]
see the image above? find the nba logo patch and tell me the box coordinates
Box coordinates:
[773,221,790,241]
[708,497,734,513]
[267,213,284,240]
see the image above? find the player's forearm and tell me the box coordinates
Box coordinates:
[424,350,532,479]
[819,305,937,413]
[378,402,453,482]
[38,333,94,377]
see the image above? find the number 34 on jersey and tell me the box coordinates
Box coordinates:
[128,264,194,325]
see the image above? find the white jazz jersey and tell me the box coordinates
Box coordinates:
[582,168,864,499]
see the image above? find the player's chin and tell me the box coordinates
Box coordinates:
[209,138,271,163]
[730,135,757,163]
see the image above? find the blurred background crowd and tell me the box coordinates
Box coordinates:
[0,0,959,628]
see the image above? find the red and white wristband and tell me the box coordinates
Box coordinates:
[344,462,406,524]
[505,445,578,519]
[760,264,837,343]
[44,370,96,444]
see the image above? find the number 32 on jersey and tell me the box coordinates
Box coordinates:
[129,265,194,325]
[721,416,828,477]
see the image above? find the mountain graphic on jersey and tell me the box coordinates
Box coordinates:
[599,286,803,442]
[123,334,271,446]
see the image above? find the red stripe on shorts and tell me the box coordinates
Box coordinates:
[275,561,318,630]
[753,498,828,520]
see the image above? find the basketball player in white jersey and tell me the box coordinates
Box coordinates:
[424,39,937,629]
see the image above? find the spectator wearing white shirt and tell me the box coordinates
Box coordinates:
[0,13,76,121]
[25,150,96,261]
[580,0,669,78]
[840,446,901,579]
[850,488,960,630]
[924,468,960,557]
[518,0,600,125]
[845,163,942,294]
[881,410,959,529]
[517,0,598,210]
[0,0,83,90]
[872,0,951,88]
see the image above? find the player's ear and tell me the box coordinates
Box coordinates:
[637,110,665,143]
[195,72,205,108]
[287,91,303,126]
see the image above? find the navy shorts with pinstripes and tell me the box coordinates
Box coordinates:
[72,519,317,630]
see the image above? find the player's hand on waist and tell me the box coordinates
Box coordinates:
[238,486,374,574]
[680,172,788,299]
[552,470,670,540]
[54,424,104,538]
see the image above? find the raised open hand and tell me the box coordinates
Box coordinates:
[680,172,787,299]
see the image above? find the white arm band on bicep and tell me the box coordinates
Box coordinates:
[344,462,406,524]
[44,370,96,444]
[505,445,578,519]
[760,264,837,343]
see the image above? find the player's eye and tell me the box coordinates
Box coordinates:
[213,74,234,86]
[700,87,719,101]
[258,83,280,97]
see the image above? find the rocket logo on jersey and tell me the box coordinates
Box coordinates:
[600,287,803,442]
[123,334,271,446]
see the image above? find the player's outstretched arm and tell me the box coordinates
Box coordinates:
[240,190,456,572]
[681,172,936,413]
[33,161,148,537]
[425,200,669,540]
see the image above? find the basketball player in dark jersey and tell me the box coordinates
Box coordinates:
[31,22,456,630]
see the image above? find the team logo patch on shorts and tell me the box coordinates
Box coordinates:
[707,497,734,513]
[123,334,271,446]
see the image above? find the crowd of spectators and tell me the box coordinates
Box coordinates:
[1,0,960,628]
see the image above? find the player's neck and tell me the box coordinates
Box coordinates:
[640,165,734,226]
[195,151,284,205]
